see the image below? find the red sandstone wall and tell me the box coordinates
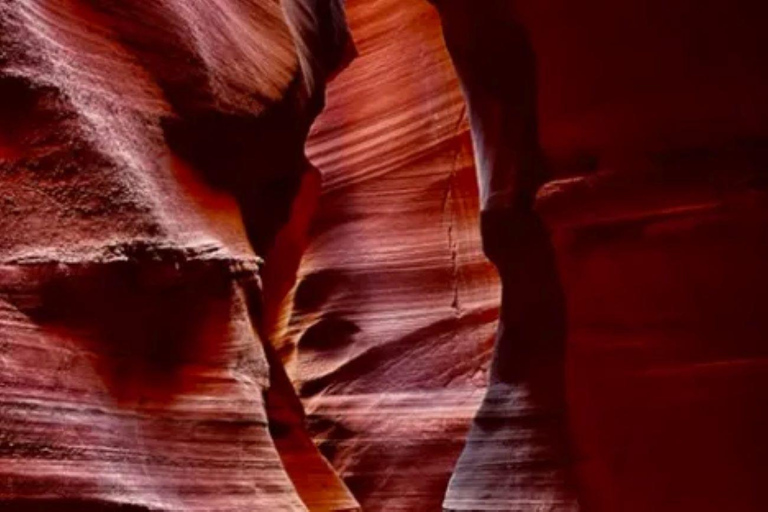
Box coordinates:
[1,0,767,510]
[288,0,768,510]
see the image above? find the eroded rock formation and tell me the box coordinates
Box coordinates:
[1,0,357,510]
[287,0,768,511]
[2,0,768,511]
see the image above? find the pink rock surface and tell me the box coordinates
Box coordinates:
[1,0,356,510]
[2,0,768,511]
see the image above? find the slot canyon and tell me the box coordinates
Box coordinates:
[1,0,767,511]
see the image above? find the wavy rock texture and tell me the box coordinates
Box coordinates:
[2,0,768,511]
[284,2,498,510]
[0,0,357,510]
[287,0,768,511]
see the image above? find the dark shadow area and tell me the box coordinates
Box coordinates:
[0,77,39,149]
[0,500,153,511]
[11,251,258,403]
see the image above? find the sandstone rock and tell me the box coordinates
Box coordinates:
[0,0,357,510]
[2,0,768,511]
[289,1,768,511]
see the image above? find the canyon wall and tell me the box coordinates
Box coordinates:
[288,0,768,511]
[0,0,356,510]
[286,1,494,509]
[1,0,767,511]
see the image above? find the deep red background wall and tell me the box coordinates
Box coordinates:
[292,0,768,510]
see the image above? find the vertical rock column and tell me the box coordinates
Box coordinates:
[431,1,580,509]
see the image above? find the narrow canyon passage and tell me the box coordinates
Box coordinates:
[283,0,768,510]
[1,0,767,511]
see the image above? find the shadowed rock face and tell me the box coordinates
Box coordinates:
[288,0,768,511]
[3,0,768,511]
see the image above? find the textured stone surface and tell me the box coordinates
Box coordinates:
[287,0,768,511]
[2,0,768,511]
[0,0,357,510]
[284,2,498,510]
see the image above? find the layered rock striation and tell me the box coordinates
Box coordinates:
[288,0,768,511]
[1,0,357,510]
[2,0,768,511]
